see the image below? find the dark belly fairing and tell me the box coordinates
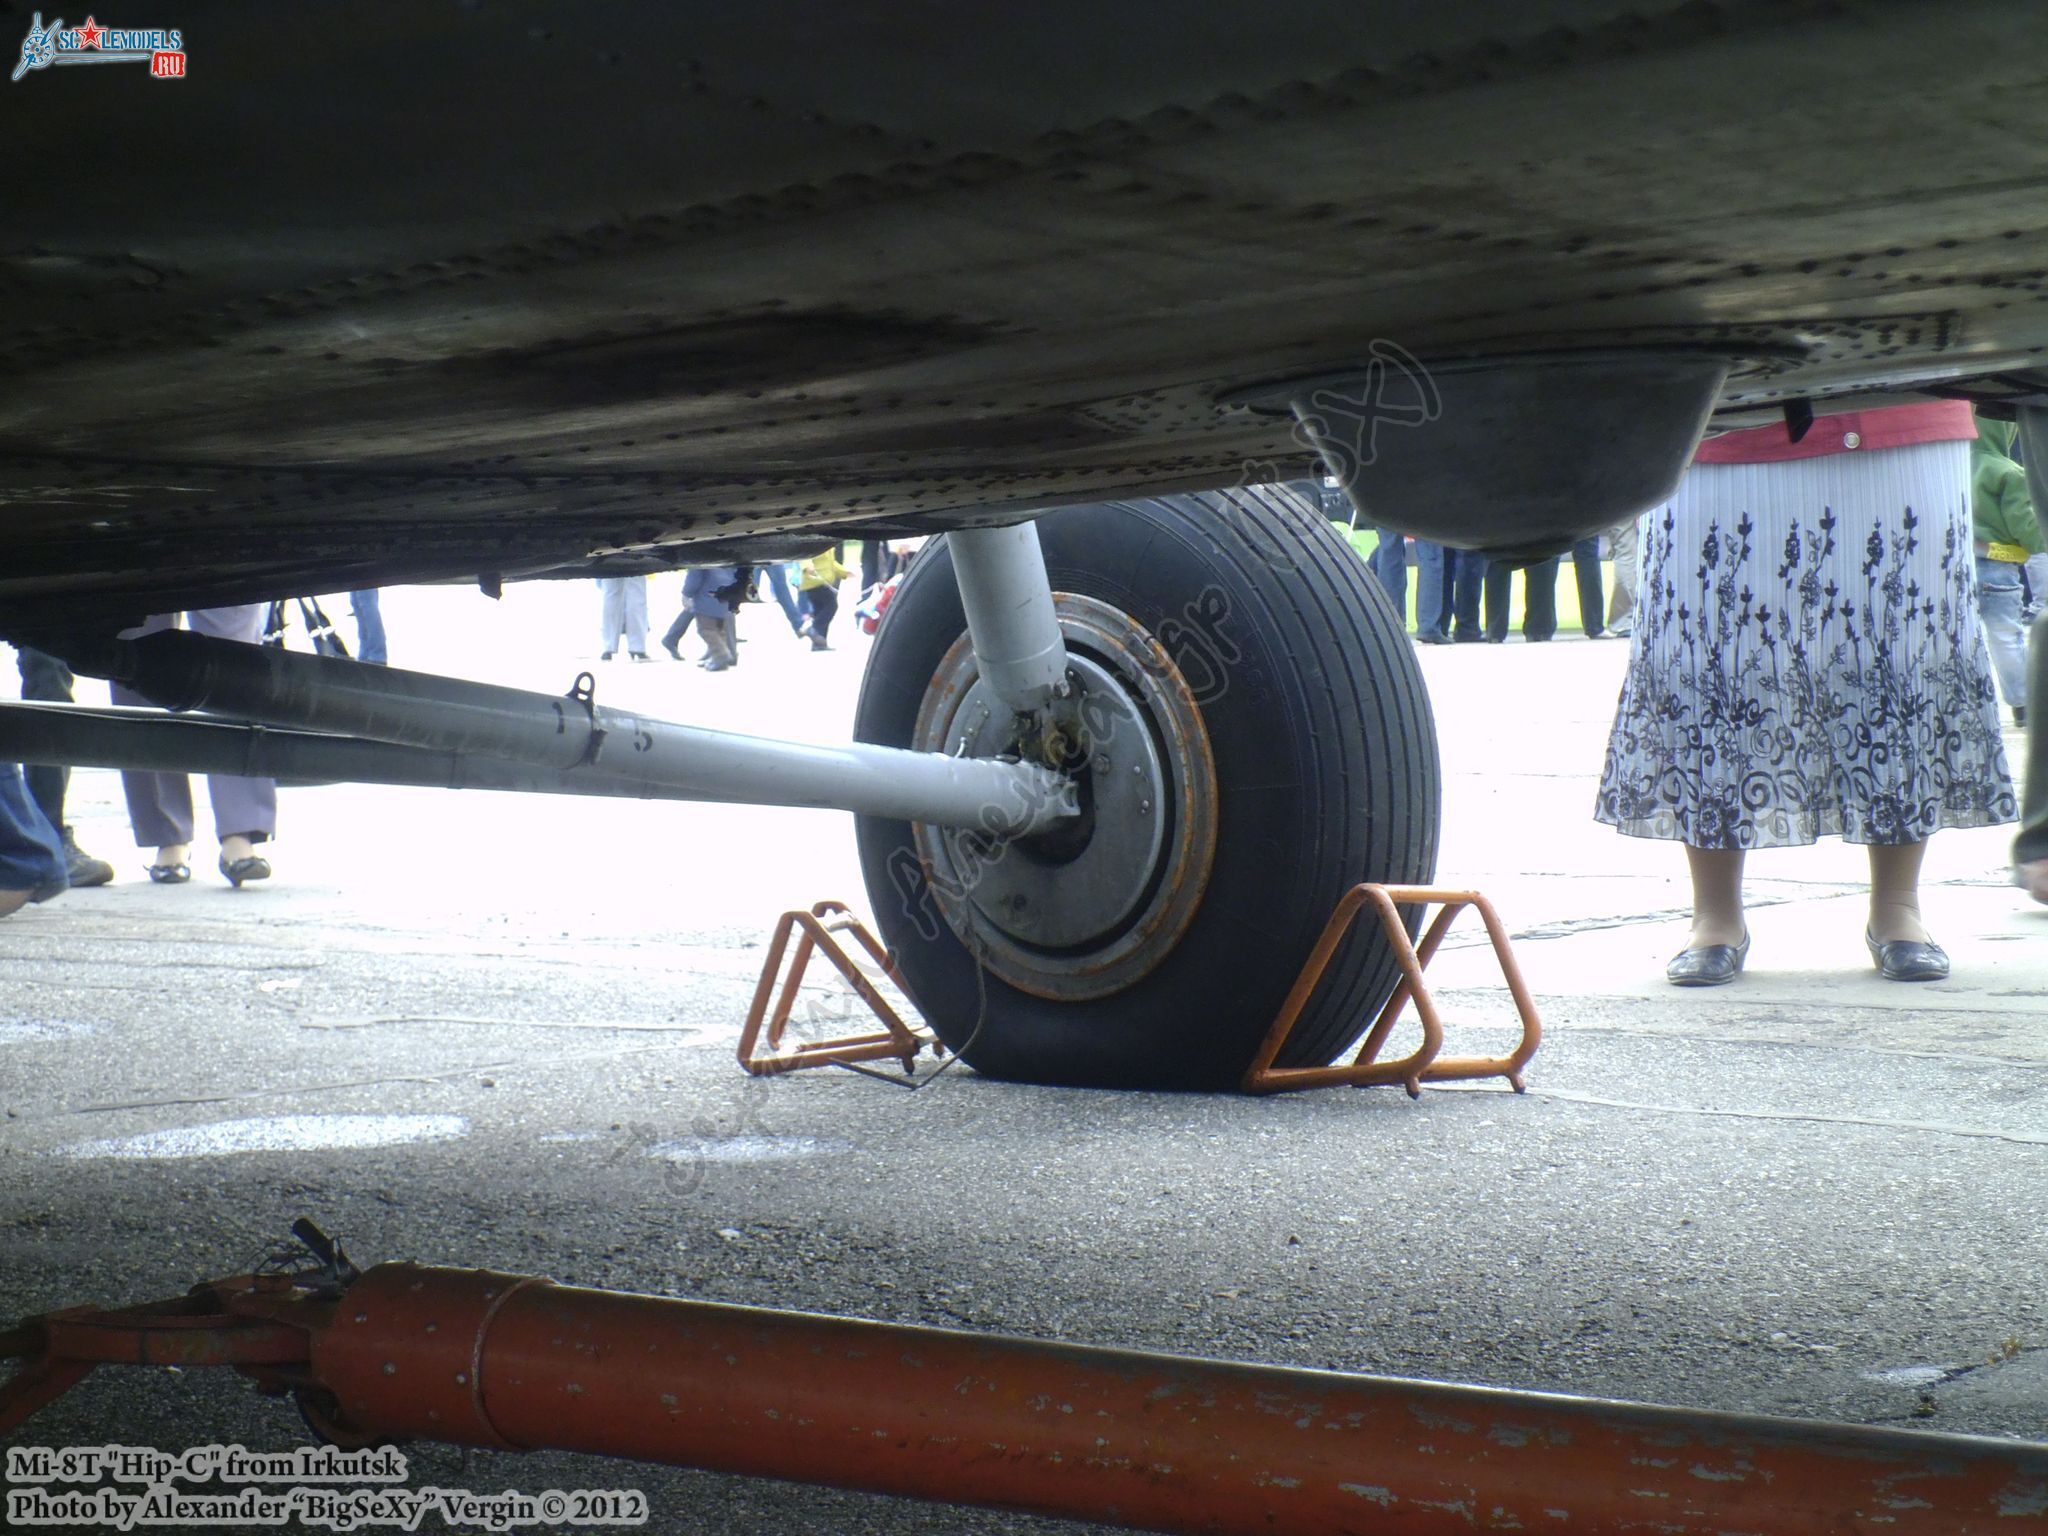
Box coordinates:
[5,1,2046,622]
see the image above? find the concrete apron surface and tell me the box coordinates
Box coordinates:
[2,576,2044,1534]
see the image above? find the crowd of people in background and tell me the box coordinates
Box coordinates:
[1362,519,1638,645]
[629,540,898,671]
[0,539,923,906]
[4,453,2043,953]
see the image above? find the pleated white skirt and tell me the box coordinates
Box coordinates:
[1595,439,2015,847]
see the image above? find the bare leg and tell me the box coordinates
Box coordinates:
[1868,841,1932,943]
[156,842,191,870]
[1684,845,1746,947]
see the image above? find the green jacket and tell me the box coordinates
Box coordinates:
[1972,412,2045,555]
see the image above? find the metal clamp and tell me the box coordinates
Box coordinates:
[564,670,606,766]
[1242,883,1542,1097]
[738,902,940,1076]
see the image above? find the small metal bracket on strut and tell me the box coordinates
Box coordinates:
[1242,883,1542,1097]
[564,670,606,766]
[738,902,941,1076]
[284,1217,360,1297]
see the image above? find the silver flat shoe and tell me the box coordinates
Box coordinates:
[1865,930,1948,982]
[1666,929,1750,986]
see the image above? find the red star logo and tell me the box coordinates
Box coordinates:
[74,16,104,48]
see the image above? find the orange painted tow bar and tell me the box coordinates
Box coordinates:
[5,1242,2045,1534]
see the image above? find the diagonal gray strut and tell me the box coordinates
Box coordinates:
[47,630,1076,835]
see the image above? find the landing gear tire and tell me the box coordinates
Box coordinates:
[853,487,1439,1090]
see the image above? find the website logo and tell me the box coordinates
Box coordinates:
[13,14,186,82]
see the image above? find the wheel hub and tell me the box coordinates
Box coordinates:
[910,593,1217,1002]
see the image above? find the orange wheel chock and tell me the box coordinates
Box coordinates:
[737,901,941,1076]
[1241,883,1541,1097]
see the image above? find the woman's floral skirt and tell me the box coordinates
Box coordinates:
[1596,440,2015,847]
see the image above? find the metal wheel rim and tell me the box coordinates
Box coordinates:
[910,593,1217,1002]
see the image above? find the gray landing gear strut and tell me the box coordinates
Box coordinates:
[1,524,1083,838]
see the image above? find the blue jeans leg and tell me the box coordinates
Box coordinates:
[1520,558,1560,640]
[1571,536,1605,635]
[1369,533,1408,619]
[1483,559,1519,640]
[2019,607,2048,863]
[349,589,388,665]
[1450,549,1489,640]
[2024,552,2048,625]
[0,764,64,898]
[1413,541,1449,638]
[762,563,804,633]
[1978,556,2029,712]
[17,646,73,830]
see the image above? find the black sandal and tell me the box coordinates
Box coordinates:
[146,862,191,884]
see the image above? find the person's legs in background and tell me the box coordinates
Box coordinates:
[17,646,113,886]
[807,587,840,650]
[2016,604,2048,902]
[660,608,695,659]
[1413,541,1450,642]
[701,615,738,671]
[0,763,66,916]
[1482,559,1516,642]
[1571,535,1606,638]
[2003,406,2048,901]
[206,765,278,885]
[17,648,70,835]
[2024,552,2047,625]
[1606,515,1641,636]
[1369,531,1408,619]
[187,606,278,885]
[348,589,388,665]
[1976,556,2030,725]
[597,577,624,659]
[118,755,197,880]
[762,563,805,635]
[1450,549,1489,642]
[106,614,197,879]
[622,576,650,659]
[1520,557,1561,641]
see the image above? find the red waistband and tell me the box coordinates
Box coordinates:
[1693,400,1976,464]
